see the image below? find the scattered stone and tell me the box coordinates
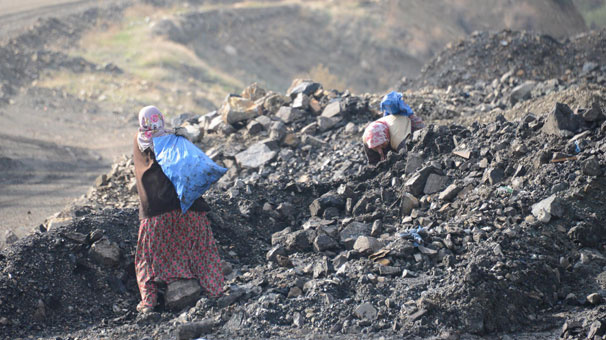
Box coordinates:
[89,238,120,267]
[542,102,584,136]
[235,143,277,169]
[587,293,603,305]
[176,319,215,340]
[353,236,383,255]
[531,195,565,222]
[321,101,342,118]
[165,279,201,311]
[353,302,378,321]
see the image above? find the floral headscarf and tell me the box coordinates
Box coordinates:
[363,120,390,149]
[137,106,169,152]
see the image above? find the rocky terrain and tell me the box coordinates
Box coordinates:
[2,1,606,340]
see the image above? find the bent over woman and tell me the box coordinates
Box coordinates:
[133,105,224,313]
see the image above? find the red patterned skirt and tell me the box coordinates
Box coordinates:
[135,210,224,310]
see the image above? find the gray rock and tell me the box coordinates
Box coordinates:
[482,167,505,185]
[582,156,602,176]
[531,195,565,222]
[317,116,340,131]
[301,134,327,148]
[313,234,339,252]
[207,115,224,132]
[151,19,186,43]
[266,245,287,262]
[423,174,449,194]
[301,122,318,135]
[353,236,383,254]
[292,93,310,110]
[354,302,378,321]
[400,193,419,216]
[313,257,333,278]
[340,222,371,248]
[509,81,537,105]
[89,238,120,267]
[276,106,304,124]
[271,227,291,246]
[285,230,313,253]
[176,319,214,340]
[246,120,264,135]
[165,279,201,311]
[405,166,434,196]
[439,184,462,201]
[235,143,277,169]
[542,102,584,136]
[587,293,603,305]
[4,230,18,245]
[321,101,342,118]
[181,124,202,143]
[583,101,604,122]
[371,220,382,237]
[254,115,274,129]
[287,81,321,98]
[405,153,424,174]
[223,312,246,332]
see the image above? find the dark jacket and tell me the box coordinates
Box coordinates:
[133,136,210,219]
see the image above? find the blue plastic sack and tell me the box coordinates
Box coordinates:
[381,91,414,117]
[153,134,227,213]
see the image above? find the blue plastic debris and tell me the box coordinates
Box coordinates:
[574,140,581,154]
[380,91,414,117]
[153,134,227,213]
[397,226,424,247]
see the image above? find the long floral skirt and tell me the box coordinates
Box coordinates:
[135,210,224,309]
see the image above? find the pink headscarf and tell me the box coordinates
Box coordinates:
[363,120,390,149]
[137,106,169,152]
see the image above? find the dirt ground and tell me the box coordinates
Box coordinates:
[0,0,134,244]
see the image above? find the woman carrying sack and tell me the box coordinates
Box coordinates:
[133,106,224,313]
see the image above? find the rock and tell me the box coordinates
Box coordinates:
[531,195,565,222]
[266,245,287,262]
[400,193,419,216]
[588,320,606,338]
[220,95,260,125]
[89,238,120,267]
[223,312,246,332]
[568,222,606,247]
[439,184,462,201]
[288,286,303,298]
[340,222,371,248]
[405,153,424,174]
[4,230,18,245]
[317,116,340,131]
[241,82,266,101]
[582,156,602,176]
[276,106,304,124]
[371,220,382,237]
[542,102,584,136]
[301,134,327,148]
[313,257,333,278]
[292,93,310,110]
[482,167,505,185]
[95,174,108,187]
[405,166,435,196]
[353,236,383,255]
[286,79,321,98]
[313,234,339,252]
[235,143,277,169]
[176,319,215,340]
[181,124,202,143]
[354,302,378,321]
[285,230,312,253]
[165,279,201,311]
[309,193,345,217]
[246,120,264,135]
[321,101,342,118]
[207,115,224,132]
[583,101,604,122]
[424,174,449,194]
[587,293,603,305]
[509,80,536,105]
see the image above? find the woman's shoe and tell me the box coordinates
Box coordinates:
[136,303,154,314]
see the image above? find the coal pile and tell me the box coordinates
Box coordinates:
[410,29,606,90]
[3,19,606,339]
[2,68,606,339]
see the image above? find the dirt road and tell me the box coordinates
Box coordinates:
[0,0,135,245]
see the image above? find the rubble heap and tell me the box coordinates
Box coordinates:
[2,30,606,340]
